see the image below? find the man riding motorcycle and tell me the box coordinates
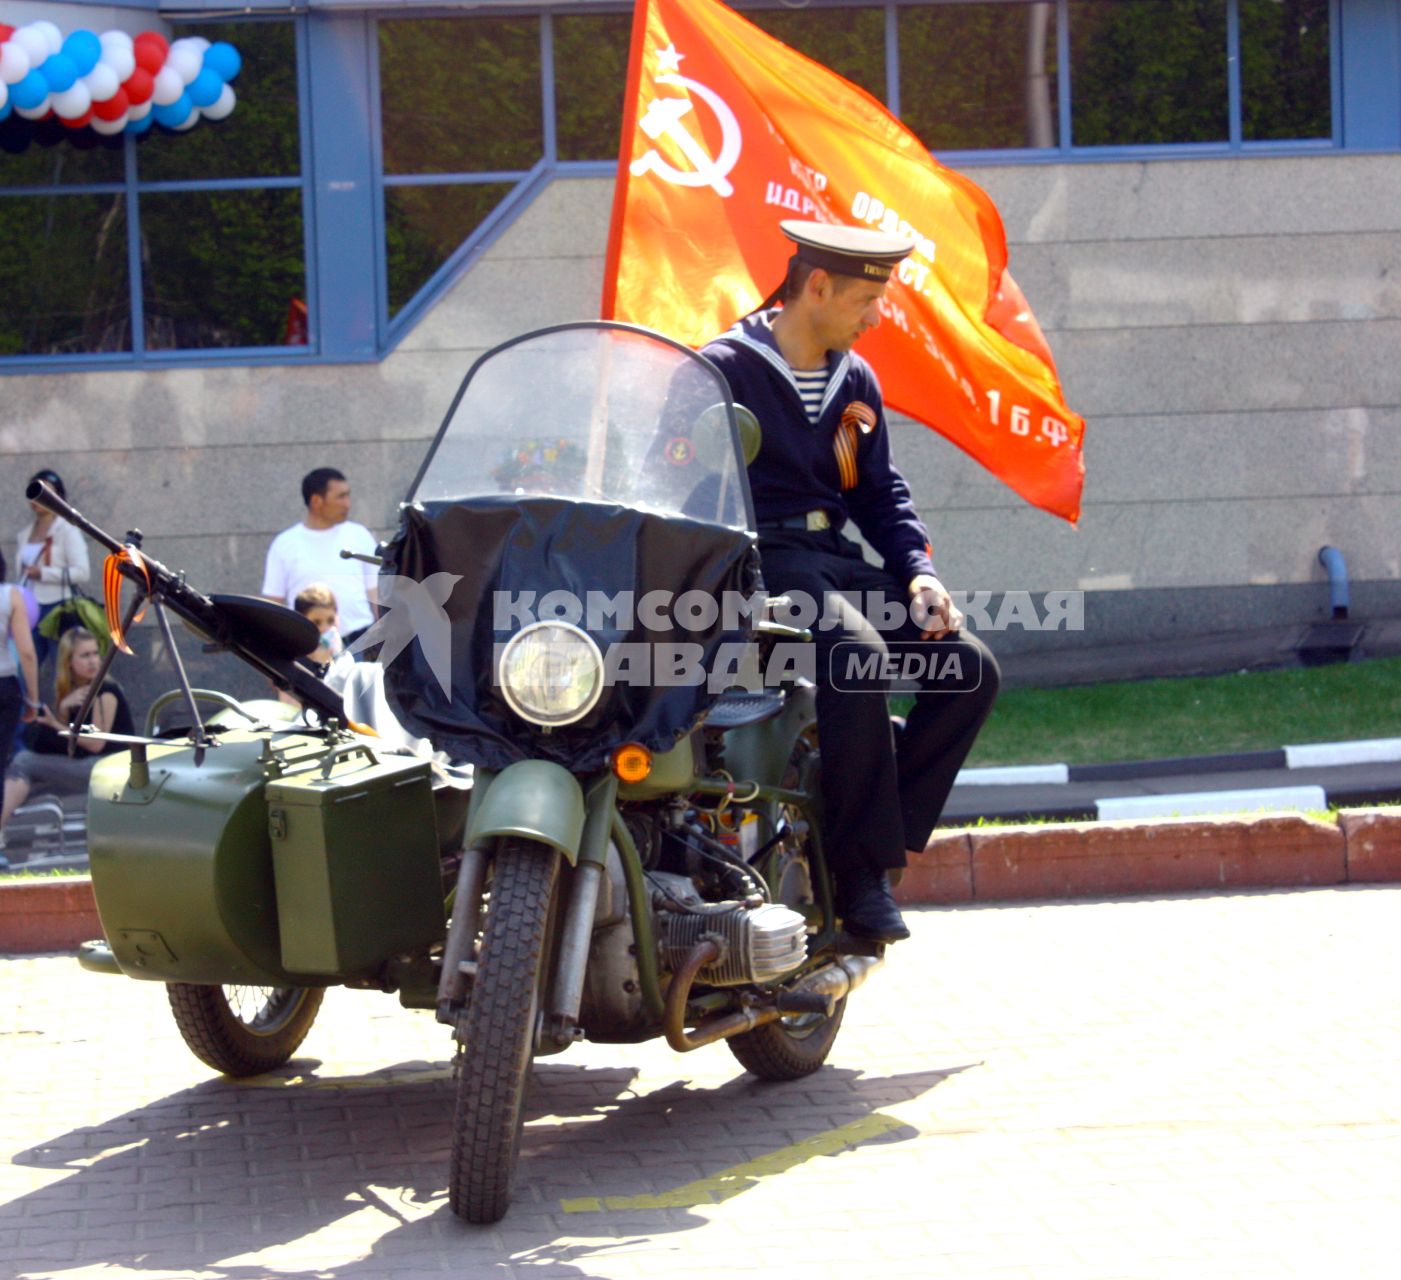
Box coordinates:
[702,220,1001,943]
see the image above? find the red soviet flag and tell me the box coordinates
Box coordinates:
[601,0,1085,524]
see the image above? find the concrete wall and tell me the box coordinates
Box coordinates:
[4,151,1399,686]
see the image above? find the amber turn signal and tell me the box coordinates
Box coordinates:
[612,743,652,784]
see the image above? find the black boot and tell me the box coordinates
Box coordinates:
[834,865,910,942]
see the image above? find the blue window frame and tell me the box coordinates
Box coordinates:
[1,0,1393,376]
[1,15,315,369]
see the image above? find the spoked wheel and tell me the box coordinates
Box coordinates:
[166,983,325,1077]
[728,731,847,1081]
[448,838,561,1224]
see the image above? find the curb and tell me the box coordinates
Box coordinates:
[895,806,1401,905]
[4,808,1399,954]
[956,737,1401,786]
[0,876,103,955]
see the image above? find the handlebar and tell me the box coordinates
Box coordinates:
[26,480,348,724]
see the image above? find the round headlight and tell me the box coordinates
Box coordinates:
[497,621,605,726]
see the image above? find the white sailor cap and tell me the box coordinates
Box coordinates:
[780,219,914,281]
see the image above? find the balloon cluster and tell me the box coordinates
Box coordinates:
[0,22,241,136]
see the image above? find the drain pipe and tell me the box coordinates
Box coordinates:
[1317,546,1350,619]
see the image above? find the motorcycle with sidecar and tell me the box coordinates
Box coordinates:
[47,321,887,1224]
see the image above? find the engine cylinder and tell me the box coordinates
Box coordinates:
[660,901,808,985]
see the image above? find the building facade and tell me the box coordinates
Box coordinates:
[3,0,1399,669]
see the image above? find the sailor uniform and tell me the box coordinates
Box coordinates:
[702,310,1000,875]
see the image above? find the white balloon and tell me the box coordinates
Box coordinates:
[172,106,200,131]
[32,21,63,57]
[0,80,7,112]
[11,27,50,66]
[202,83,236,121]
[0,40,32,85]
[152,65,185,106]
[51,81,92,119]
[166,44,202,85]
[99,44,135,83]
[99,30,134,52]
[15,99,52,120]
[127,97,152,122]
[91,114,128,136]
[83,62,120,102]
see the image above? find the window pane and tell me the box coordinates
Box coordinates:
[137,21,299,182]
[554,13,632,162]
[379,18,541,174]
[1070,0,1228,145]
[1241,0,1330,141]
[141,188,305,350]
[0,118,125,187]
[900,2,1059,151]
[385,182,514,319]
[747,6,886,101]
[0,194,129,354]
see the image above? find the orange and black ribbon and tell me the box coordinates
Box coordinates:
[835,401,877,490]
[103,547,152,655]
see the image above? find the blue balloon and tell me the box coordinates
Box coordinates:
[12,70,51,111]
[61,30,102,77]
[188,68,222,108]
[203,42,241,83]
[127,112,154,135]
[152,93,193,128]
[39,53,79,93]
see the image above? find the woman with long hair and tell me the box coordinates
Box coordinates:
[16,469,91,666]
[0,548,43,865]
[0,627,132,864]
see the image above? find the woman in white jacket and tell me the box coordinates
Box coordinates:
[16,469,91,663]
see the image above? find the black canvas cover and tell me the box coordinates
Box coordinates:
[382,497,762,771]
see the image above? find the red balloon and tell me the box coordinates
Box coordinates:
[61,108,96,130]
[123,67,154,105]
[133,32,168,74]
[0,24,15,42]
[93,89,130,122]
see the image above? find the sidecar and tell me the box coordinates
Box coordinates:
[81,723,446,985]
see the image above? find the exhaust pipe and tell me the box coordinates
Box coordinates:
[663,942,883,1053]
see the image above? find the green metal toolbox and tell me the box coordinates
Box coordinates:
[265,741,444,976]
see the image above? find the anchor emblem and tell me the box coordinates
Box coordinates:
[630,45,742,198]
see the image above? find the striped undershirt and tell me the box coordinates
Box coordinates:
[791,366,829,424]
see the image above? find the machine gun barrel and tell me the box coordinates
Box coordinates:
[25,479,347,723]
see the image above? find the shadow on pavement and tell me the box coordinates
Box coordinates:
[7,1055,963,1278]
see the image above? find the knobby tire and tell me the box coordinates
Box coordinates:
[448,838,560,1224]
[166,983,325,1077]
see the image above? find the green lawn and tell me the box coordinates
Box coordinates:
[958,655,1401,767]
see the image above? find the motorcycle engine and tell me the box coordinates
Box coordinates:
[655,887,808,986]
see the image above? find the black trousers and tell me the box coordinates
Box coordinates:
[758,528,1000,874]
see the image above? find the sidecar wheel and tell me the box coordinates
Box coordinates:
[726,996,848,1081]
[448,839,561,1224]
[166,983,325,1077]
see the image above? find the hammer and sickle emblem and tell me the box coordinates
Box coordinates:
[630,72,743,199]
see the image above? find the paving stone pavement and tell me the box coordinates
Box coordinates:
[5,885,1401,1280]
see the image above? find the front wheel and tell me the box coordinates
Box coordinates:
[166,983,325,1077]
[448,839,561,1224]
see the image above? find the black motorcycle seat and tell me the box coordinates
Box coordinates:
[702,688,786,729]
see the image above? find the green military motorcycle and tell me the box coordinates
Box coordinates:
[47,322,885,1224]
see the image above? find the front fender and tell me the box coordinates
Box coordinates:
[465,760,585,865]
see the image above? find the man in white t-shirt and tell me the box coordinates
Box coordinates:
[262,468,379,643]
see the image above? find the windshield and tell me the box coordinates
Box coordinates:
[409,324,754,531]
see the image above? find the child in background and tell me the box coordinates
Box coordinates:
[280,583,354,704]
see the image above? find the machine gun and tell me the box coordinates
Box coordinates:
[26,478,347,736]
